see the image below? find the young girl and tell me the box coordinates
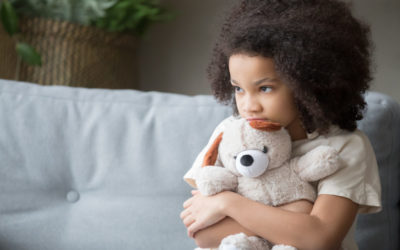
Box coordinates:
[180,0,381,249]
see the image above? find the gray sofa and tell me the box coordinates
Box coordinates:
[0,79,398,250]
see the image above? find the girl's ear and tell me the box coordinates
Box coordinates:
[202,132,223,167]
[249,120,282,132]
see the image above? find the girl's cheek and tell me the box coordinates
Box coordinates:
[235,96,243,111]
[237,103,246,116]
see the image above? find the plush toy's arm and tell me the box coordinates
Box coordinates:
[196,165,238,196]
[292,145,341,182]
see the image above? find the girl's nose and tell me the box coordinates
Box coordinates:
[243,95,262,114]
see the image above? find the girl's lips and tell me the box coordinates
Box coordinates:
[246,118,269,121]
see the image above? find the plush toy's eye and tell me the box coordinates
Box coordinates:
[235,149,269,178]
[263,146,268,153]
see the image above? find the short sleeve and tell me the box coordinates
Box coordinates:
[183,116,235,188]
[317,130,382,214]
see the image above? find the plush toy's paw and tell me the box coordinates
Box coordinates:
[247,236,271,250]
[196,166,238,196]
[271,244,297,250]
[294,145,341,182]
[219,233,270,250]
[219,244,239,250]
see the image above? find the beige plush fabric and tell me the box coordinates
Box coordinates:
[187,117,341,250]
[292,126,381,214]
[184,116,382,250]
[186,117,340,206]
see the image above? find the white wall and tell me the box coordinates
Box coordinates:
[138,0,400,103]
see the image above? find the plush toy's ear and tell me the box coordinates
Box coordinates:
[249,120,282,131]
[202,132,223,167]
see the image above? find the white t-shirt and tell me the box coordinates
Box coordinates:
[183,116,382,250]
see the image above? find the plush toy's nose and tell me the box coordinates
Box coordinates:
[240,155,254,167]
[235,149,269,178]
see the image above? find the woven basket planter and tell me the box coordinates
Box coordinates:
[0,17,139,89]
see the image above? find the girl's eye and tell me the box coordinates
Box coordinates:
[260,86,272,93]
[234,86,244,93]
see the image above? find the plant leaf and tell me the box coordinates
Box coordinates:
[94,0,174,36]
[16,42,42,66]
[0,1,19,35]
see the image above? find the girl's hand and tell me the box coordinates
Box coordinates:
[180,190,228,238]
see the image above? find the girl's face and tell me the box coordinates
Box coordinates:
[228,53,306,140]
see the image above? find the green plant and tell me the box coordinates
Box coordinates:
[0,1,42,65]
[0,0,173,66]
[9,0,117,25]
[95,0,173,36]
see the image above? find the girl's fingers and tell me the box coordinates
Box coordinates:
[183,215,195,228]
[180,208,189,219]
[191,189,200,195]
[183,197,193,208]
[187,221,202,238]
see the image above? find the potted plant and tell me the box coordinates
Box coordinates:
[0,0,173,89]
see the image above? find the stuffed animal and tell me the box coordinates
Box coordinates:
[195,118,341,250]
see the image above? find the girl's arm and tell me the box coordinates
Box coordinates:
[182,191,358,250]
[193,217,256,248]
[192,198,314,248]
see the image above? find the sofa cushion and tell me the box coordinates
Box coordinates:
[0,79,231,250]
[0,79,398,249]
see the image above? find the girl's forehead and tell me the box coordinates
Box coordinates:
[228,54,279,79]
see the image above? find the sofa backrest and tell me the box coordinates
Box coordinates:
[356,91,400,249]
[0,79,398,250]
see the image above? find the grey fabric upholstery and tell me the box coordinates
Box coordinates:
[0,79,398,249]
[356,92,400,249]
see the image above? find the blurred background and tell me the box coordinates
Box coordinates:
[140,0,400,102]
[0,0,399,102]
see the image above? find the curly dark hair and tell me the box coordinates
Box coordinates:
[207,0,373,133]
